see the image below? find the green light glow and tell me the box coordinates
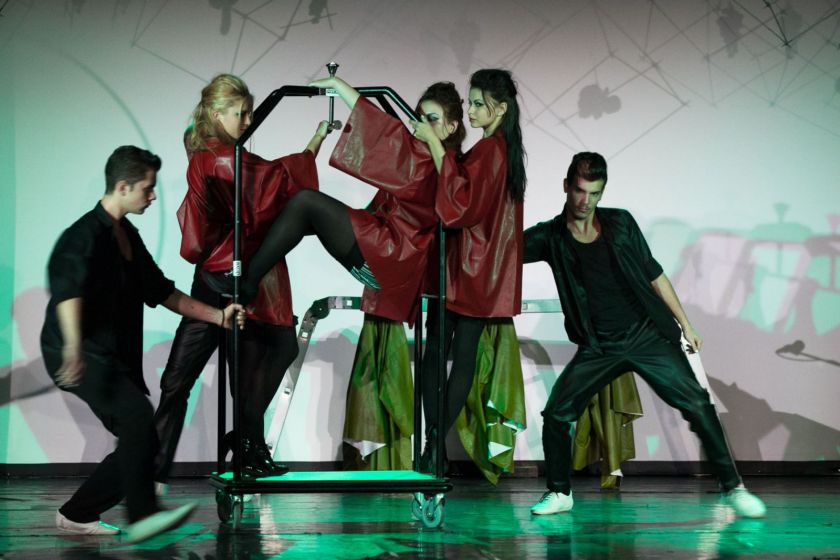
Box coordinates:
[646,435,661,457]
[216,470,438,482]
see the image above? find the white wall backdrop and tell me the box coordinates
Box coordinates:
[1,0,839,466]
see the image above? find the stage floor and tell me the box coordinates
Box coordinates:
[1,475,838,559]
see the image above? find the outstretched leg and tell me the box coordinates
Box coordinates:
[242,189,374,300]
[625,322,765,517]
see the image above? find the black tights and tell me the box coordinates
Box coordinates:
[236,321,298,441]
[421,306,487,438]
[243,189,367,299]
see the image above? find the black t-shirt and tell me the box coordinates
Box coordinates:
[40,202,175,393]
[570,233,645,337]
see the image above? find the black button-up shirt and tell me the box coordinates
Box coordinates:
[40,202,175,393]
[524,207,680,352]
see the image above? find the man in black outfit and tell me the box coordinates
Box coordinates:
[525,152,765,518]
[41,146,244,542]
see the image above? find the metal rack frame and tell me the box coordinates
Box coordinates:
[211,84,450,529]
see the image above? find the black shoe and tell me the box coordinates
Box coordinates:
[253,440,289,475]
[240,438,289,478]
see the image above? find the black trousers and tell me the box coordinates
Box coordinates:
[153,272,297,482]
[421,306,487,437]
[542,319,742,494]
[44,353,159,524]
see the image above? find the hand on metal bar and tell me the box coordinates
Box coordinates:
[309,61,362,119]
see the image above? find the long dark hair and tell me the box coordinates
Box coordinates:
[469,69,526,202]
[415,81,466,158]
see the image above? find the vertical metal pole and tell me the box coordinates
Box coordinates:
[232,144,243,481]
[326,61,341,132]
[413,305,423,471]
[435,225,446,479]
[217,325,227,475]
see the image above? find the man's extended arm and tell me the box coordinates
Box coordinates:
[650,272,702,352]
[162,289,244,330]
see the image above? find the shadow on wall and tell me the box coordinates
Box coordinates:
[1,287,115,463]
[708,375,840,462]
[652,209,840,461]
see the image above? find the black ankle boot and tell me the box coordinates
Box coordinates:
[240,438,289,478]
[253,440,289,474]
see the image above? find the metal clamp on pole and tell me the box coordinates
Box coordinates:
[325,61,343,133]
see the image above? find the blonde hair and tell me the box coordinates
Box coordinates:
[186,74,254,152]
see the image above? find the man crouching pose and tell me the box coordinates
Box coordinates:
[41,146,245,543]
[525,152,765,519]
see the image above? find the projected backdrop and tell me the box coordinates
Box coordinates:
[1,0,838,466]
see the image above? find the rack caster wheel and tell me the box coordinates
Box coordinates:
[411,492,424,521]
[411,492,445,528]
[216,490,244,527]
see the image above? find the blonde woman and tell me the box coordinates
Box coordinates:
[153,74,328,483]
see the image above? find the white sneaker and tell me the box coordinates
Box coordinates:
[125,502,196,544]
[56,511,120,535]
[723,485,766,518]
[530,491,574,515]
[154,482,169,497]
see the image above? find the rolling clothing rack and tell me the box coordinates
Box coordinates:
[210,83,450,529]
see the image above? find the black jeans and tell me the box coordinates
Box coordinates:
[421,306,487,437]
[542,319,742,494]
[44,353,159,524]
[153,272,297,481]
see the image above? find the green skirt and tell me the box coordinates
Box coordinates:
[454,319,526,485]
[571,371,643,489]
[342,317,527,484]
[342,316,414,470]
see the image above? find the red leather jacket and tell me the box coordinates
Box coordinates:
[436,132,523,318]
[330,98,439,323]
[177,139,319,326]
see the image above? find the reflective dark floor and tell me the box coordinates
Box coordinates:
[1,475,838,559]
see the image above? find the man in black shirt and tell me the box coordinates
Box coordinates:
[41,146,244,543]
[525,152,765,518]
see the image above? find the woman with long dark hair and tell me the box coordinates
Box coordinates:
[324,80,467,469]
[411,68,526,471]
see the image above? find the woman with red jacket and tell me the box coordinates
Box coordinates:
[324,81,466,469]
[411,68,526,471]
[153,74,328,483]
[238,78,464,323]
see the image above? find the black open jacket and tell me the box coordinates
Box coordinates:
[523,206,681,353]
